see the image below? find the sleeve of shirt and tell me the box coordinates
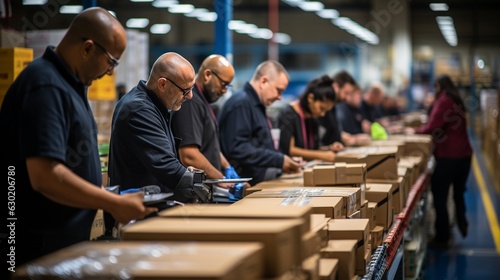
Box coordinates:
[415,97,450,135]
[220,103,284,168]
[172,99,204,148]
[277,106,295,155]
[19,85,68,162]
[127,107,186,186]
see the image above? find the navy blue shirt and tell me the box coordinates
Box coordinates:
[0,46,101,266]
[318,106,343,145]
[172,85,221,172]
[218,82,284,185]
[336,102,364,134]
[360,100,383,123]
[109,81,188,197]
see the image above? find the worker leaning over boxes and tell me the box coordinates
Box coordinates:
[0,7,156,271]
[108,52,197,203]
[218,60,301,186]
[171,54,246,188]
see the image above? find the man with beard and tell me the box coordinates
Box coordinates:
[172,55,239,182]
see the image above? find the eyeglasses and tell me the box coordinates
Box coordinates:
[210,70,232,89]
[82,37,119,70]
[164,77,194,96]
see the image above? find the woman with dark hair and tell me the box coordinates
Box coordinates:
[277,75,344,162]
[408,74,472,247]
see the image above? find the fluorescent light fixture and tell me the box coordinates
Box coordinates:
[185,8,208,18]
[436,16,457,46]
[273,33,291,45]
[228,20,247,30]
[333,17,379,45]
[316,9,339,19]
[59,5,83,14]
[168,4,194,14]
[298,1,324,12]
[152,0,178,8]
[130,0,153,2]
[282,0,304,7]
[236,24,258,34]
[430,3,449,11]
[248,28,273,40]
[197,12,217,22]
[477,59,485,69]
[126,18,149,28]
[23,0,47,5]
[150,23,171,34]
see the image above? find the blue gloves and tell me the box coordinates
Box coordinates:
[225,166,240,179]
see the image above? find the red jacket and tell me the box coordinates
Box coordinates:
[416,92,472,158]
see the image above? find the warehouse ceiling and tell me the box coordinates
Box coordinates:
[4,0,500,47]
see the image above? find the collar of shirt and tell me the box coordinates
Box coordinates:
[43,46,86,98]
[138,80,171,119]
[244,82,265,110]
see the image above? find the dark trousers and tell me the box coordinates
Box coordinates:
[430,156,471,241]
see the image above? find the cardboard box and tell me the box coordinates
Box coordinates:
[367,202,378,230]
[88,72,116,100]
[320,240,356,280]
[122,217,302,277]
[13,241,264,280]
[360,200,368,219]
[371,225,384,250]
[0,47,33,85]
[327,219,370,275]
[252,176,305,189]
[367,140,405,160]
[335,146,398,180]
[398,167,410,206]
[302,254,320,280]
[160,204,312,235]
[366,177,403,215]
[365,184,394,230]
[319,258,338,280]
[310,214,330,248]
[311,163,366,185]
[235,196,343,219]
[245,186,361,216]
[347,210,361,219]
[304,168,314,186]
[388,134,432,163]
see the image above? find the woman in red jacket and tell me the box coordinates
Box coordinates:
[410,74,473,247]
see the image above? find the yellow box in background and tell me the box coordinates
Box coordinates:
[0,47,33,85]
[88,73,116,101]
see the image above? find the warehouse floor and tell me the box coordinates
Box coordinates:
[422,136,500,280]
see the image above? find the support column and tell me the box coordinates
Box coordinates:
[214,0,233,63]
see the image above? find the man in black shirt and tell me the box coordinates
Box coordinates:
[172,55,238,181]
[109,52,197,202]
[0,8,155,271]
[337,86,371,135]
[360,83,385,123]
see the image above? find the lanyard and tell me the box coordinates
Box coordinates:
[294,102,314,150]
[196,84,217,123]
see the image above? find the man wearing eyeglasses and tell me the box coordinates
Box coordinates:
[108,52,197,203]
[218,60,301,186]
[172,55,241,183]
[0,8,156,270]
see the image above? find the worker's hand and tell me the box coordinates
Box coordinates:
[404,127,416,135]
[282,155,301,174]
[110,192,157,224]
[224,166,240,179]
[354,134,372,145]
[216,182,235,189]
[329,142,344,152]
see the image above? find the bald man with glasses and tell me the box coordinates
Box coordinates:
[109,52,198,204]
[172,55,240,184]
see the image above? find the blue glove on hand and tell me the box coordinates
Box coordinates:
[225,166,240,179]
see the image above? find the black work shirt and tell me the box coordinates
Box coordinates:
[318,106,343,145]
[0,46,101,265]
[336,102,364,134]
[277,104,320,155]
[218,82,284,185]
[109,80,187,194]
[172,85,221,171]
[360,100,383,123]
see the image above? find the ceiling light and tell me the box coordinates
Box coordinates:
[298,1,324,12]
[150,24,171,34]
[185,8,209,18]
[316,9,339,19]
[23,0,47,5]
[152,0,178,8]
[126,18,149,28]
[273,33,291,45]
[282,0,304,6]
[59,5,83,14]
[168,4,194,14]
[477,59,485,69]
[108,10,116,17]
[197,12,217,22]
[430,3,449,11]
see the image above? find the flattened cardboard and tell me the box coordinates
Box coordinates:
[122,217,302,277]
[160,204,312,235]
[320,240,356,280]
[335,146,399,180]
[13,241,264,280]
[235,196,343,219]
